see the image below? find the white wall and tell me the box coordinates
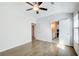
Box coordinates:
[36,19,52,42]
[0,3,36,52]
[36,13,73,43]
[73,8,79,55]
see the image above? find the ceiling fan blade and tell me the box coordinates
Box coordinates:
[38,2,43,6]
[26,8,33,11]
[26,2,33,6]
[39,7,47,11]
[36,11,39,14]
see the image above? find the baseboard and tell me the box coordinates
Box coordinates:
[0,40,32,52]
[36,39,52,43]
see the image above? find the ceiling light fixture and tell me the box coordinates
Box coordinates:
[26,2,48,14]
[33,4,39,11]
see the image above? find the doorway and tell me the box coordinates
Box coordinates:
[32,23,36,41]
[51,21,59,43]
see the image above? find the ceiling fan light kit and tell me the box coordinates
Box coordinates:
[33,4,39,11]
[26,2,48,14]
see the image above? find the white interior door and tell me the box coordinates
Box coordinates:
[59,19,72,46]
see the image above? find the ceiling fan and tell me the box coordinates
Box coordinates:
[26,2,48,14]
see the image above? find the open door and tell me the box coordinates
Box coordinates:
[59,19,72,46]
[32,23,36,41]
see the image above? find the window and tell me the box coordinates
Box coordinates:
[74,12,79,44]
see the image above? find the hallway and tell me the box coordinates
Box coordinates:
[0,40,77,56]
